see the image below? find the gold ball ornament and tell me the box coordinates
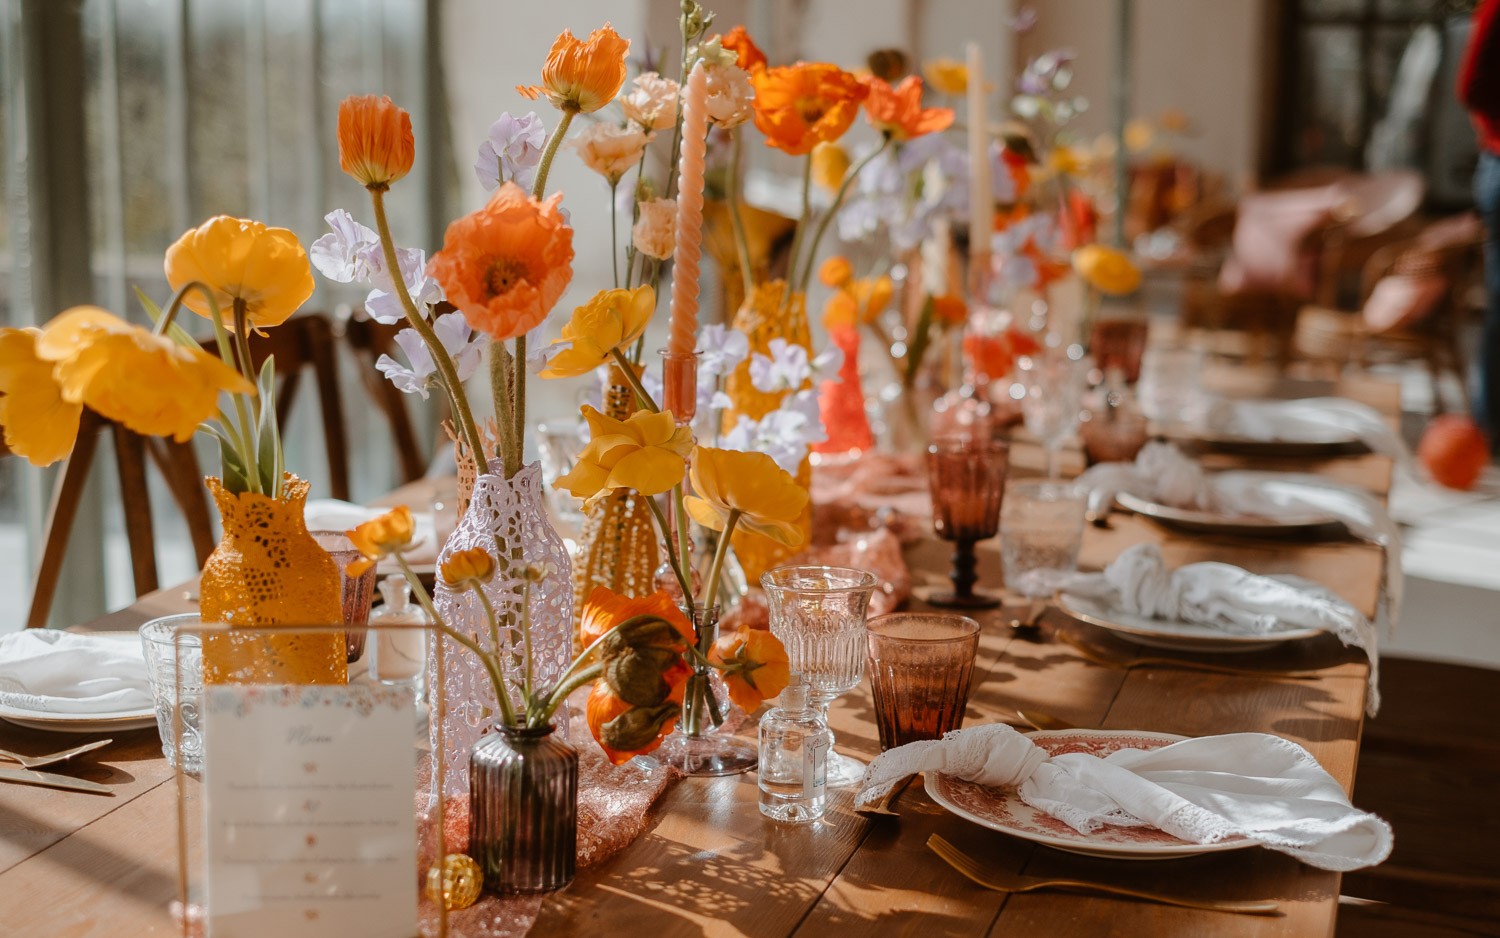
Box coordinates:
[426,853,482,910]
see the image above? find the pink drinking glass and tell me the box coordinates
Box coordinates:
[926,437,1008,609]
[866,613,982,750]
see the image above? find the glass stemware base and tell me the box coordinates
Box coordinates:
[656,732,759,777]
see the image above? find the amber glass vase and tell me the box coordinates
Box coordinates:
[468,724,578,895]
[723,280,812,582]
[200,474,347,684]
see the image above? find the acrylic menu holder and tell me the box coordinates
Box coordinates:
[169,621,463,938]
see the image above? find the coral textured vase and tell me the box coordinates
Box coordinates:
[200,474,347,684]
[814,321,873,457]
[723,280,813,581]
[570,364,660,653]
[468,724,578,895]
[431,465,573,797]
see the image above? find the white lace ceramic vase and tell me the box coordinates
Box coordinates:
[429,463,573,797]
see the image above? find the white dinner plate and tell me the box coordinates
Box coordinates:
[1166,429,1366,458]
[1058,593,1322,654]
[926,729,1256,860]
[0,632,158,733]
[1114,491,1340,537]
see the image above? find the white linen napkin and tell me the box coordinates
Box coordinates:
[1201,396,1413,473]
[1016,543,1381,714]
[1077,443,1404,633]
[855,722,1393,872]
[0,630,152,714]
[304,499,438,565]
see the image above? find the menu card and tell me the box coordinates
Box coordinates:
[202,684,416,937]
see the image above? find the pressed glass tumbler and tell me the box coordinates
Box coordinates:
[866,613,981,750]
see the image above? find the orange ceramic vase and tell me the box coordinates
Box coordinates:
[200,473,347,684]
[722,280,813,582]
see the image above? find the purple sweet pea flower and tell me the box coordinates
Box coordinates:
[365,246,443,324]
[475,112,546,193]
[375,312,485,398]
[310,210,381,283]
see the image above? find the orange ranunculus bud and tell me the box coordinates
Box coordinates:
[751,63,868,156]
[345,506,415,577]
[720,25,766,72]
[709,629,791,713]
[1071,244,1142,296]
[818,256,853,289]
[811,142,852,192]
[337,95,415,190]
[517,25,630,115]
[439,547,494,588]
[864,76,953,142]
[922,57,968,95]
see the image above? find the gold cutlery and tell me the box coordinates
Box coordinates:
[926,835,1279,915]
[1005,602,1046,633]
[1013,710,1076,731]
[0,765,114,796]
[1058,632,1326,680]
[0,738,112,770]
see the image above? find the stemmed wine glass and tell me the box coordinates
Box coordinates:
[761,565,878,786]
[926,437,1008,609]
[1015,346,1090,478]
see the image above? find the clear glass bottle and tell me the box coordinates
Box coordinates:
[369,576,427,692]
[758,675,832,823]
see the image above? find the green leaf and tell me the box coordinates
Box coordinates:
[136,286,203,351]
[256,357,280,494]
[904,295,936,388]
[216,432,249,494]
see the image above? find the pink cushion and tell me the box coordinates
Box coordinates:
[1218,188,1342,299]
[1362,274,1447,333]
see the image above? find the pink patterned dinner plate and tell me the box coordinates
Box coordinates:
[924,729,1256,860]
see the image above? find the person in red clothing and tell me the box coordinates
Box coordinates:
[1460,0,1500,450]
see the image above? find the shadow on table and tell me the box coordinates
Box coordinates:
[0,801,180,908]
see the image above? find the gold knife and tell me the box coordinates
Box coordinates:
[0,766,114,796]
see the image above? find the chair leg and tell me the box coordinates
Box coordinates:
[307,317,351,501]
[27,420,101,629]
[146,437,217,566]
[112,423,159,597]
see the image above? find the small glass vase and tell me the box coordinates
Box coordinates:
[655,603,758,777]
[468,724,578,895]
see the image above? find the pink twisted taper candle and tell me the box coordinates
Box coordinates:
[668,62,709,356]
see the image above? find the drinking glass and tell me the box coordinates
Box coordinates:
[1000,481,1087,589]
[536,420,587,533]
[1137,346,1206,427]
[1015,347,1090,478]
[761,565,878,786]
[866,613,981,750]
[926,437,1008,609]
[140,614,203,774]
[312,531,377,662]
[1088,318,1149,384]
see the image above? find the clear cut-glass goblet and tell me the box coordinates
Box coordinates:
[761,564,879,786]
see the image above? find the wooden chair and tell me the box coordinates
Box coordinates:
[22,411,215,629]
[340,314,430,485]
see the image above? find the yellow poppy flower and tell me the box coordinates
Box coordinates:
[538,286,655,379]
[1072,245,1142,296]
[811,142,851,192]
[852,274,895,324]
[683,446,808,547]
[440,547,495,588]
[164,215,316,332]
[346,506,416,576]
[554,406,692,509]
[923,57,968,95]
[0,327,81,466]
[517,25,630,115]
[34,306,254,443]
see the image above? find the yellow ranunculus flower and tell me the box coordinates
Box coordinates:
[1124,119,1154,154]
[818,256,853,289]
[440,547,495,588]
[0,327,82,466]
[539,286,655,380]
[555,406,692,509]
[346,506,416,577]
[853,274,895,324]
[811,142,851,192]
[923,57,968,96]
[683,446,808,547]
[1047,145,1082,177]
[164,215,316,332]
[1072,245,1142,297]
[34,306,254,443]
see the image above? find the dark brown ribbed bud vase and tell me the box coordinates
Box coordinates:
[468,724,578,894]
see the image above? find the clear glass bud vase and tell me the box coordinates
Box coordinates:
[655,603,758,776]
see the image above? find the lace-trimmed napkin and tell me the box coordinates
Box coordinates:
[0,630,151,714]
[1077,442,1404,632]
[855,722,1393,872]
[1016,543,1381,714]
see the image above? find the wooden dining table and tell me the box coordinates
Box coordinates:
[0,369,1394,938]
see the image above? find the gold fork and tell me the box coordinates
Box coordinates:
[1058,632,1327,680]
[926,835,1280,915]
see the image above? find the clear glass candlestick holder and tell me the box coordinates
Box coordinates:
[761,565,878,786]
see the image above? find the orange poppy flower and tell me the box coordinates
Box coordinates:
[336,95,415,190]
[720,25,766,72]
[577,586,693,650]
[426,182,574,341]
[751,63,868,156]
[517,25,630,115]
[931,293,967,326]
[863,76,953,141]
[585,678,685,766]
[709,629,791,712]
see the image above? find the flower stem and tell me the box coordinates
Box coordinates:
[781,157,813,315]
[646,494,694,607]
[531,109,576,201]
[368,187,489,476]
[518,575,536,710]
[727,128,755,303]
[397,555,516,727]
[608,348,660,412]
[206,300,262,496]
[610,180,621,289]
[489,342,516,471]
[701,508,740,611]
[797,136,891,297]
[511,332,526,478]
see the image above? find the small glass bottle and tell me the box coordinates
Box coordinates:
[369,576,427,692]
[758,675,831,823]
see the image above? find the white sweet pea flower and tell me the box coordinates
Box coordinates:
[698,324,749,378]
[310,210,381,283]
[720,391,826,473]
[749,338,813,394]
[475,112,546,193]
[365,246,443,324]
[812,344,845,382]
[375,312,485,398]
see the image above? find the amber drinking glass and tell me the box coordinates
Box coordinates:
[1088,318,1149,383]
[311,531,377,662]
[866,613,981,750]
[926,438,1008,609]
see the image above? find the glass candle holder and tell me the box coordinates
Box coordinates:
[659,348,700,425]
[866,613,981,750]
[311,531,377,662]
[761,565,878,786]
[926,437,1008,609]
